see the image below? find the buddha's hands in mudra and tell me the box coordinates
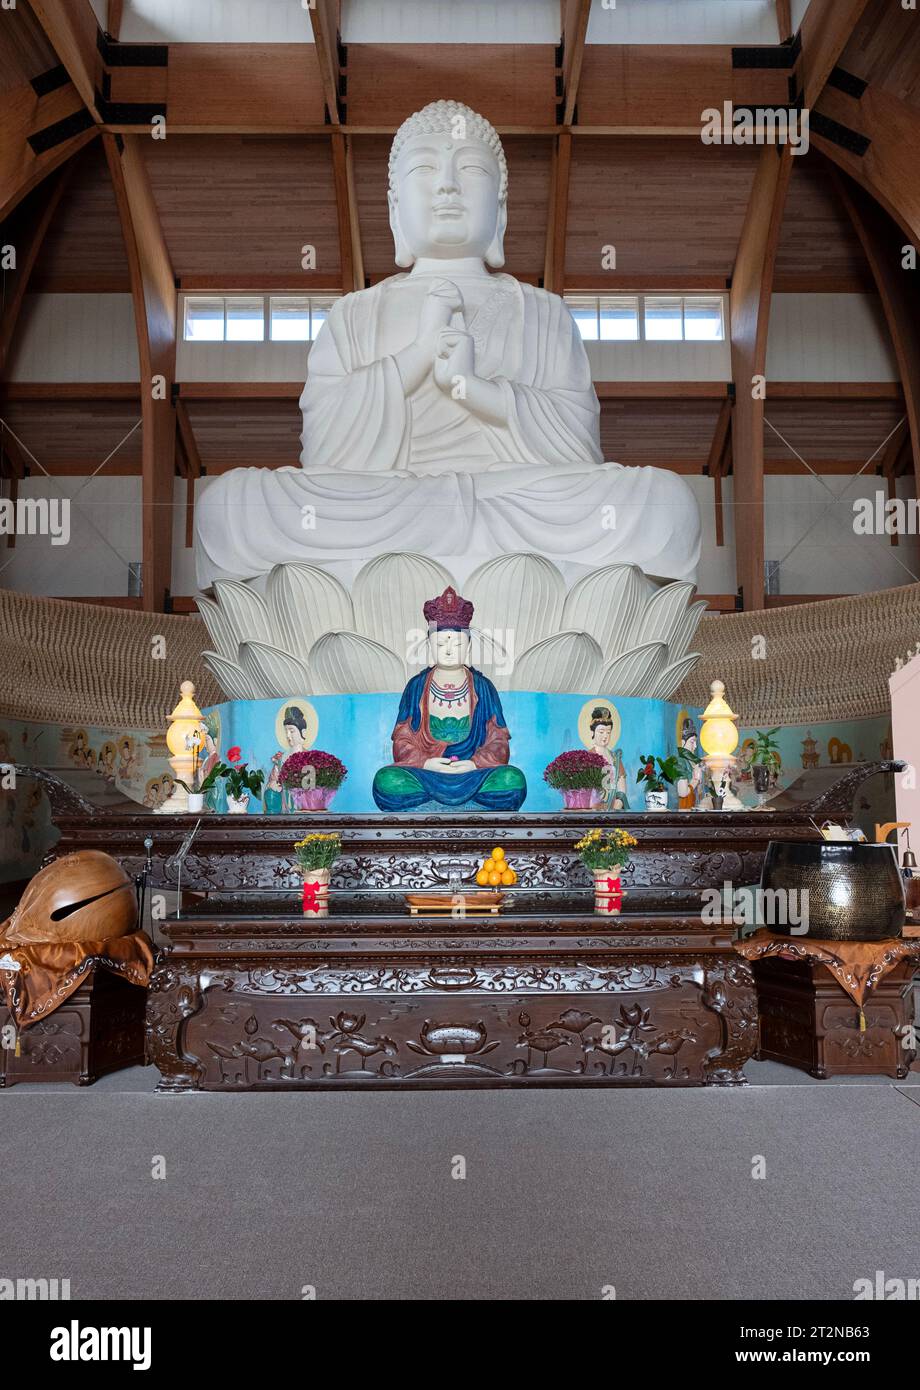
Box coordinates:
[423,757,478,774]
[434,329,475,391]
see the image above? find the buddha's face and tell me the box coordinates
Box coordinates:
[431,627,470,670]
[390,131,506,267]
[593,723,611,748]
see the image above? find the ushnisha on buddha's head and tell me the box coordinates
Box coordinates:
[423,585,475,670]
[388,100,508,269]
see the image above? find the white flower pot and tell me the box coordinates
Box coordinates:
[645,790,668,811]
[187,792,205,813]
[226,793,250,814]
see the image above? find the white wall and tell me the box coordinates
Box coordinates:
[585,340,730,382]
[766,294,898,382]
[343,0,559,43]
[175,339,308,382]
[96,0,316,44]
[892,652,920,844]
[765,475,918,594]
[586,0,780,46]
[6,295,140,382]
[0,476,142,596]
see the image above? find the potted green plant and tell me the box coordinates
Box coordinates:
[573,827,637,915]
[637,753,682,811]
[293,832,342,916]
[750,728,781,794]
[174,741,228,812]
[221,747,265,814]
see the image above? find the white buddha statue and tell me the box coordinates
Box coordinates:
[195,101,700,590]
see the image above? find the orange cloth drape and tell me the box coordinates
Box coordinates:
[735,926,920,1007]
[0,931,155,1029]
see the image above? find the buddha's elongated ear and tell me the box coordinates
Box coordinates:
[388,191,415,269]
[485,200,508,269]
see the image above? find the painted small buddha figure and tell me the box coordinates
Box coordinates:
[372,585,526,812]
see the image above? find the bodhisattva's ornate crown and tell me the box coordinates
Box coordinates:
[423,586,474,631]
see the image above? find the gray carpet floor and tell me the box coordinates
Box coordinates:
[2,1062,919,1300]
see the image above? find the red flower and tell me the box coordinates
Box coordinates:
[227,746,242,764]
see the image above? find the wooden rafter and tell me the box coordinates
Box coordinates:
[560,0,592,125]
[107,0,124,41]
[832,170,920,500]
[0,82,95,222]
[104,132,177,612]
[308,0,342,125]
[730,144,793,611]
[798,0,872,107]
[544,130,572,294]
[813,84,920,248]
[0,159,72,374]
[776,1,793,44]
[29,0,103,123]
[331,131,364,293]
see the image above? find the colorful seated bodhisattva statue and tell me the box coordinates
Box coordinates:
[372,586,526,812]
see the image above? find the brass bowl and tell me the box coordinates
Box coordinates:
[761,841,905,941]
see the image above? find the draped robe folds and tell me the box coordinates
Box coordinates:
[372,667,526,811]
[194,274,701,589]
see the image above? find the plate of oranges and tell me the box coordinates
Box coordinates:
[476,846,517,888]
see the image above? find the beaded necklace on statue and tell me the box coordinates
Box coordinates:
[429,674,470,709]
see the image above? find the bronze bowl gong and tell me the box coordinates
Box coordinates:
[761,841,905,941]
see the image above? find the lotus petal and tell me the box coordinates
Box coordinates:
[213,579,279,648]
[667,599,708,663]
[309,631,406,695]
[561,564,649,662]
[647,653,703,700]
[267,563,354,662]
[196,593,240,663]
[625,580,697,652]
[239,641,311,699]
[599,642,668,698]
[467,553,565,668]
[353,553,454,668]
[509,631,603,693]
[201,651,262,702]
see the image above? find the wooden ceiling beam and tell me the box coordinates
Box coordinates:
[776,1,793,45]
[107,0,124,42]
[0,159,72,375]
[175,398,202,479]
[104,132,178,613]
[798,0,872,108]
[560,0,592,125]
[308,0,343,125]
[331,131,364,293]
[0,426,30,480]
[813,85,920,248]
[29,0,104,123]
[0,82,96,222]
[832,170,920,499]
[544,130,571,294]
[730,144,794,612]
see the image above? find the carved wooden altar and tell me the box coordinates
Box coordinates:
[24,762,900,1091]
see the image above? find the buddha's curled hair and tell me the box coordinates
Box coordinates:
[388,100,508,203]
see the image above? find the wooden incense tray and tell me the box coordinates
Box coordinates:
[405,892,505,917]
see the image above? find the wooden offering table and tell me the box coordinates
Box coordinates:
[149,902,756,1090]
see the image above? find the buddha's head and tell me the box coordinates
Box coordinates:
[388,100,508,269]
[423,585,474,670]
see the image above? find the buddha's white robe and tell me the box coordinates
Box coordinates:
[195,274,701,589]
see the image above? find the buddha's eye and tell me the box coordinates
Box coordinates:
[407,162,436,175]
